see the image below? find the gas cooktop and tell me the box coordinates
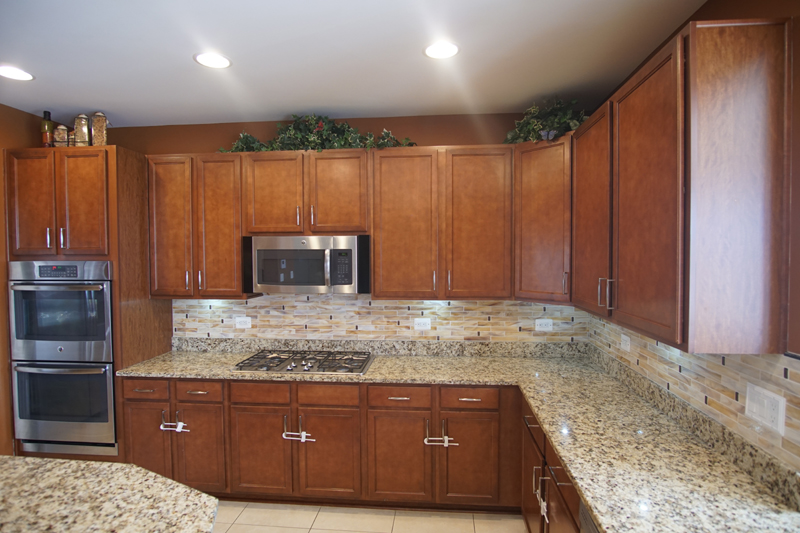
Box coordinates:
[233,350,373,375]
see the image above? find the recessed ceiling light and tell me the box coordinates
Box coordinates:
[193,52,231,69]
[425,41,458,59]
[0,65,34,81]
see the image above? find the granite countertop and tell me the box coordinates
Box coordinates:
[0,456,218,533]
[118,350,800,533]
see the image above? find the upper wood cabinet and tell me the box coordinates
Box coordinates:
[307,149,369,233]
[445,147,513,299]
[372,147,441,299]
[514,139,571,303]
[6,147,109,258]
[572,19,790,354]
[149,154,245,298]
[571,104,612,317]
[243,149,369,235]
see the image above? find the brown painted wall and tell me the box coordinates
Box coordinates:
[0,103,40,456]
[107,113,522,155]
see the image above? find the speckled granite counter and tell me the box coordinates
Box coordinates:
[0,456,218,532]
[118,349,800,533]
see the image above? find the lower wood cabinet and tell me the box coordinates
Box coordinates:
[173,402,226,492]
[123,400,172,479]
[437,411,500,504]
[521,423,545,533]
[229,405,293,495]
[297,407,361,499]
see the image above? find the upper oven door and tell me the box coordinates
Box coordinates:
[9,281,112,362]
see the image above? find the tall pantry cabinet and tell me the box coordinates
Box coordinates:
[571,19,791,354]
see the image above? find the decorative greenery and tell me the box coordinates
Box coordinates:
[504,99,587,144]
[220,114,416,152]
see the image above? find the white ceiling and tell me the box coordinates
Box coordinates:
[0,0,706,128]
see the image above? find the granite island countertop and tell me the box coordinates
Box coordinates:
[0,456,218,533]
[118,349,800,533]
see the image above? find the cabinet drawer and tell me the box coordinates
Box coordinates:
[440,386,499,410]
[123,379,170,400]
[297,384,360,406]
[367,385,431,408]
[175,381,223,402]
[230,382,291,404]
[522,401,546,453]
[549,464,580,523]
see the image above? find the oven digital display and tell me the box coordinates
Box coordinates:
[38,265,78,278]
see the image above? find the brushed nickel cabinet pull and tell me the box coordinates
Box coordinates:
[458,398,481,402]
[133,388,155,393]
[60,228,65,249]
[311,205,315,225]
[448,270,451,291]
[185,271,189,291]
[562,272,568,294]
[524,416,540,429]
[296,206,300,226]
[186,390,209,395]
[198,271,203,290]
[46,228,51,248]
[433,271,436,291]
[606,279,615,310]
[388,397,411,401]
[159,410,176,431]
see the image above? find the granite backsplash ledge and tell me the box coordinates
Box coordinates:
[171,337,593,358]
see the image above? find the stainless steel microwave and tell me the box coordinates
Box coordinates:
[251,235,370,295]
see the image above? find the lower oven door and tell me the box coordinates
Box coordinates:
[12,362,115,444]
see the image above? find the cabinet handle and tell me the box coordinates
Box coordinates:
[433,271,436,291]
[198,271,203,291]
[174,410,190,433]
[159,410,176,431]
[524,416,540,429]
[185,271,189,291]
[423,419,442,446]
[606,279,615,310]
[60,228,65,249]
[311,205,315,225]
[46,228,51,249]
[448,270,451,291]
[441,419,458,447]
[133,388,155,393]
[597,278,607,307]
[324,250,331,287]
[388,397,411,401]
[539,475,550,522]
[533,465,541,498]
[282,415,299,441]
[298,415,315,443]
[186,390,209,395]
[296,206,300,226]
[562,272,568,295]
[458,398,481,402]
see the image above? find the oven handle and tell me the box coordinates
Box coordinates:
[10,284,104,292]
[14,366,107,375]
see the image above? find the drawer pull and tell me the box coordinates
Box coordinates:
[458,398,481,402]
[133,389,155,393]
[388,397,411,401]
[524,415,540,429]
[186,390,209,395]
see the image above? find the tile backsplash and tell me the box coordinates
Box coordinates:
[172,294,590,342]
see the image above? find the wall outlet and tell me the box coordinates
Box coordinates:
[235,317,252,329]
[535,319,553,332]
[621,334,631,352]
[414,318,431,330]
[746,383,785,436]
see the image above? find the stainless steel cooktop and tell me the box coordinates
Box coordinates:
[233,350,373,375]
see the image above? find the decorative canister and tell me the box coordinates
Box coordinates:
[68,131,75,146]
[54,125,69,147]
[91,112,108,146]
[74,114,89,146]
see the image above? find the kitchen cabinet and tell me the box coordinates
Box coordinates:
[6,147,109,258]
[242,149,368,235]
[572,20,790,354]
[372,147,441,299]
[571,104,612,317]
[521,411,545,533]
[230,405,294,494]
[543,440,580,533]
[445,147,513,299]
[149,153,246,298]
[122,379,226,493]
[514,138,571,303]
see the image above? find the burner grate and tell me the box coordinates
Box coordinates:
[234,350,373,375]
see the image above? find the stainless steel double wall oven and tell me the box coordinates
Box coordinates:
[9,261,117,455]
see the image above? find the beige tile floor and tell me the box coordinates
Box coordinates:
[213,501,527,533]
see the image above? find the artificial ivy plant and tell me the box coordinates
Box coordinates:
[220,114,416,152]
[504,99,587,144]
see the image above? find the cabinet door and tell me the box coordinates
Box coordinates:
[308,150,368,233]
[124,401,173,479]
[173,402,226,493]
[366,409,433,502]
[514,140,571,302]
[445,147,513,299]
[436,411,500,504]
[149,156,194,297]
[243,152,304,233]
[571,104,613,316]
[230,406,293,495]
[194,154,243,297]
[544,471,580,533]
[612,37,684,344]
[372,148,440,299]
[522,427,545,533]
[56,149,108,256]
[296,407,361,499]
[5,149,56,256]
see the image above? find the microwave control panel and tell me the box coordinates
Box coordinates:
[331,249,353,286]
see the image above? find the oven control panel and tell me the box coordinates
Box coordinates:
[38,265,78,278]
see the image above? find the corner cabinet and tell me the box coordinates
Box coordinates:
[572,20,791,354]
[148,153,247,298]
[6,147,109,258]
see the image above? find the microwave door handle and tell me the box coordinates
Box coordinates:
[324,249,331,287]
[10,284,104,292]
[14,366,106,375]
